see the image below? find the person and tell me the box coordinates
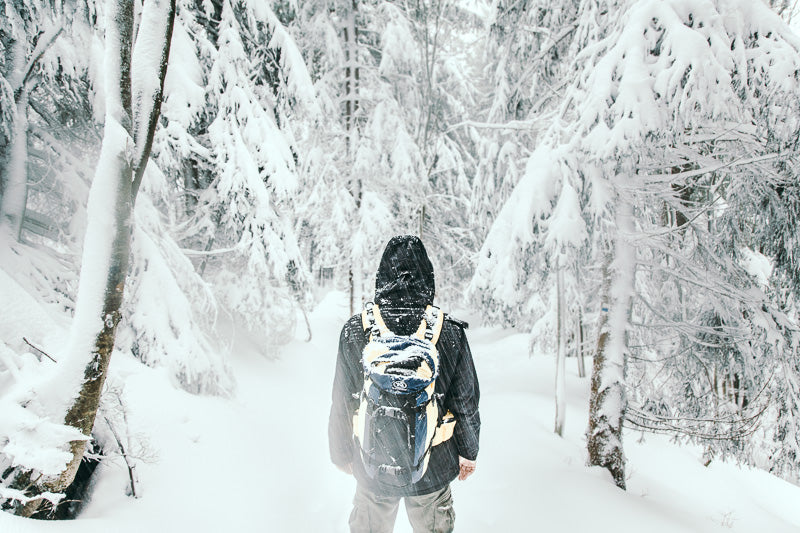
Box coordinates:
[328,235,481,533]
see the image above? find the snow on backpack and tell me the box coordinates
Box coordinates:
[352,302,456,487]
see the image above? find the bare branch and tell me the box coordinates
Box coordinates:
[22,337,57,363]
[102,416,138,498]
[642,153,781,183]
[131,0,177,200]
[18,26,64,93]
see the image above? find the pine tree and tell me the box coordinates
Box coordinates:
[127,0,317,365]
[473,0,800,486]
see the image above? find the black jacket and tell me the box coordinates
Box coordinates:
[328,236,480,496]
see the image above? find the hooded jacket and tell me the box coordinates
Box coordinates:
[328,235,481,497]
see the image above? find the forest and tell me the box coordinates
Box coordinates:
[1,0,800,527]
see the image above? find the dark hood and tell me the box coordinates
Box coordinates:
[374,235,435,310]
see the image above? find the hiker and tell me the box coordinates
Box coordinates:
[328,235,481,533]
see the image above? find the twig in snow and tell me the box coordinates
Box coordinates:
[22,338,57,363]
[103,416,138,498]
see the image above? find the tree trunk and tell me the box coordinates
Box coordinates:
[0,85,29,240]
[131,0,177,199]
[0,22,63,241]
[344,1,362,317]
[576,307,586,378]
[555,262,566,436]
[347,266,368,316]
[586,199,634,490]
[343,3,359,148]
[4,0,175,516]
[52,125,134,510]
[5,1,135,517]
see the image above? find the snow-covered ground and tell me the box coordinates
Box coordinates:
[2,290,800,532]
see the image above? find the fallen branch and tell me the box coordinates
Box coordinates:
[22,337,57,363]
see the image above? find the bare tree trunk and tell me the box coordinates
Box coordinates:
[576,307,586,378]
[344,1,362,317]
[555,262,566,436]
[348,260,368,316]
[586,200,634,490]
[343,3,359,147]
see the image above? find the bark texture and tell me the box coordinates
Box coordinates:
[586,302,627,489]
[586,201,634,491]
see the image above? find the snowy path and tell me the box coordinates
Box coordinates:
[2,292,800,532]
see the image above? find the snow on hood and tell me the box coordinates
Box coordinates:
[374,235,435,309]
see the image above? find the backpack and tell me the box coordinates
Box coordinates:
[352,302,456,487]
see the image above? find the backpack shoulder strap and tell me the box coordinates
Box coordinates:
[413,305,444,344]
[361,302,390,339]
[444,314,469,330]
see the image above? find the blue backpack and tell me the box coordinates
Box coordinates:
[353,302,456,487]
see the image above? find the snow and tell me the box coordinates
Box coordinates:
[545,180,587,252]
[739,247,773,288]
[0,261,86,479]
[2,290,800,531]
[117,194,233,396]
[379,4,419,76]
[162,20,205,127]
[50,111,131,421]
[132,0,173,163]
[259,4,320,117]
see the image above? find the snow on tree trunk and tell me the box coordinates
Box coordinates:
[131,0,176,199]
[0,86,29,241]
[0,18,63,241]
[576,307,586,379]
[587,198,634,490]
[555,262,567,437]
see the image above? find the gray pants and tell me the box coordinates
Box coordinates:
[349,484,455,533]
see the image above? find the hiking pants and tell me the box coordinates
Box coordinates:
[349,483,455,533]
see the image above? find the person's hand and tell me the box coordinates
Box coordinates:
[458,456,476,481]
[336,463,353,475]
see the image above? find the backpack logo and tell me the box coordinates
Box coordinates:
[352,302,456,487]
[391,379,408,392]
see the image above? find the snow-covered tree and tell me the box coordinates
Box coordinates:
[287,1,485,312]
[473,0,800,487]
[1,0,176,515]
[127,0,319,363]
[0,1,92,241]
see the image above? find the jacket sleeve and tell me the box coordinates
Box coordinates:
[328,317,363,467]
[447,325,481,461]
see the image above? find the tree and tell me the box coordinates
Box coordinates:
[1,0,176,515]
[287,1,485,312]
[473,0,800,487]
[0,1,68,240]
[143,0,316,353]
